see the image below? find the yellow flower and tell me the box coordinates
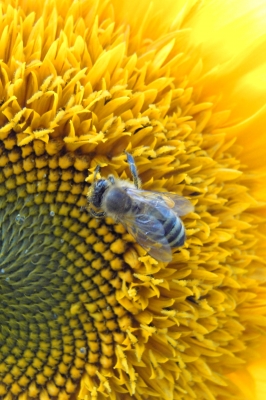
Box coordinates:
[0,0,265,399]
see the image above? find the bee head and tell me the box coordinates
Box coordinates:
[87,178,109,208]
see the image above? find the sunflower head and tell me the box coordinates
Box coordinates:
[0,0,266,400]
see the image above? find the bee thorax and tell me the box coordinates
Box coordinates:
[103,187,132,214]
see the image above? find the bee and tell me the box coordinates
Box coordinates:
[87,152,193,262]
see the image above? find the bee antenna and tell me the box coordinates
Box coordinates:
[124,151,141,189]
[93,165,101,181]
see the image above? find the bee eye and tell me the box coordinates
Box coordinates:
[90,179,108,208]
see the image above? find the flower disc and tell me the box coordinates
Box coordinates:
[0,143,134,399]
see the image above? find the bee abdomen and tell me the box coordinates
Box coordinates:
[163,211,185,248]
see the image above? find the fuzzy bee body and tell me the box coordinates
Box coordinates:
[87,153,193,262]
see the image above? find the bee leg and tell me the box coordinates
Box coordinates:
[108,175,115,184]
[88,208,106,218]
[124,151,141,188]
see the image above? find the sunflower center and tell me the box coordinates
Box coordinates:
[0,140,132,399]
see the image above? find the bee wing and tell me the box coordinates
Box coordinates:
[126,188,194,216]
[119,213,172,263]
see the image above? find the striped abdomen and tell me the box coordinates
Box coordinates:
[145,204,186,248]
[161,207,185,247]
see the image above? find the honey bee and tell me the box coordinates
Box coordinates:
[87,152,193,262]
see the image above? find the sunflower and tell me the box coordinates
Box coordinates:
[0,0,265,399]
